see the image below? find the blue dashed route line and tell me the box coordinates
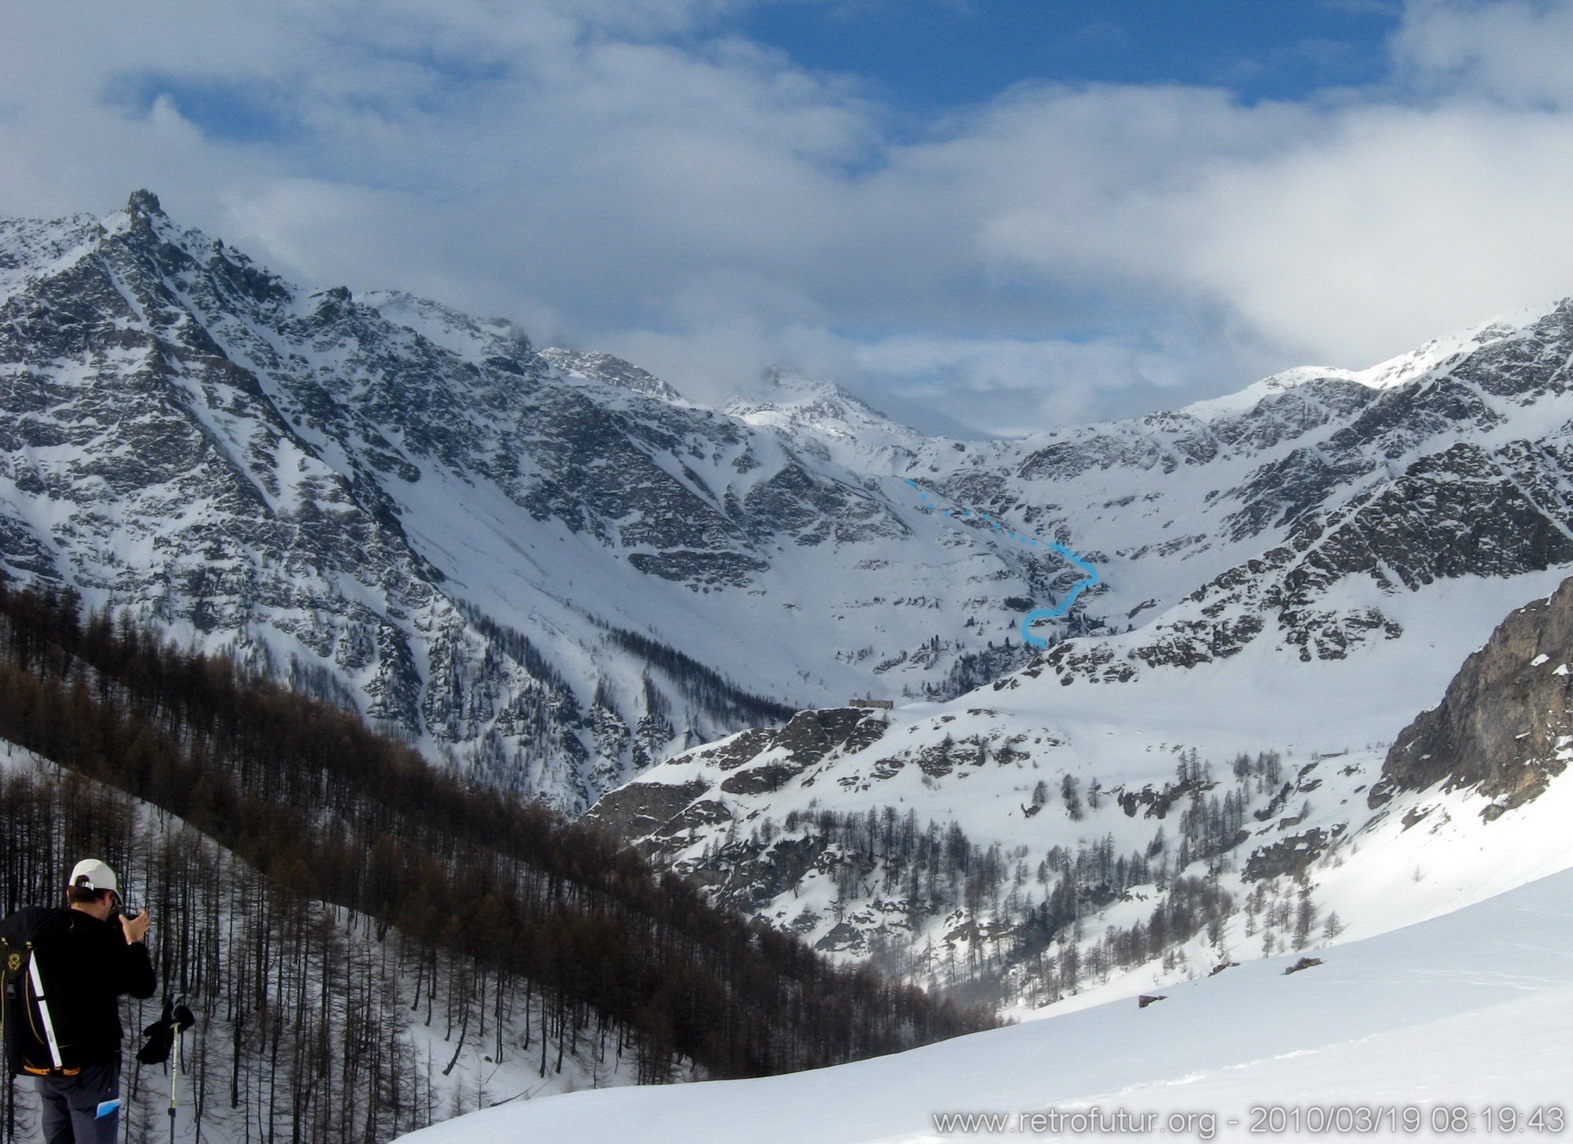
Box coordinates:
[906,479,1099,648]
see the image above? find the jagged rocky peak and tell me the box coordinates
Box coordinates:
[127,188,163,216]
[114,188,187,255]
[1372,575,1573,816]
[0,193,1088,812]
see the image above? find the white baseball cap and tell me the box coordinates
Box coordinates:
[69,858,118,895]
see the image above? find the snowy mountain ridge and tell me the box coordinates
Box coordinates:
[1179,305,1554,420]
[0,192,1081,811]
[9,189,1573,865]
[587,292,1573,1004]
[9,191,1573,1138]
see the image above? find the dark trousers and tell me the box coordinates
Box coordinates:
[33,1061,120,1144]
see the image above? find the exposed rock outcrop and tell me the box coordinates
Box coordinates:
[1373,576,1573,814]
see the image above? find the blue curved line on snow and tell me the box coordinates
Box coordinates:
[905,480,1098,648]
[1019,544,1100,648]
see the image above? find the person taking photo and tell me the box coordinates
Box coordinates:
[2,859,155,1143]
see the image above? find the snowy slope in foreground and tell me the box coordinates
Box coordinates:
[398,858,1573,1143]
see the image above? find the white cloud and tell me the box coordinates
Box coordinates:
[6,0,1573,434]
[854,334,1190,434]
[1180,101,1573,366]
[1392,0,1573,108]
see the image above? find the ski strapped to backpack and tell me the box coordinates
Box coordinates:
[25,946,65,1071]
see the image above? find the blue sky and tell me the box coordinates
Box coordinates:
[740,0,1398,112]
[3,0,1573,436]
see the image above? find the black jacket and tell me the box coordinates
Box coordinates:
[1,906,156,1071]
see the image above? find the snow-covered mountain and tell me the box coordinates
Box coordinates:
[584,567,1572,999]
[443,550,1573,1142]
[12,192,1573,1012]
[587,299,1573,1003]
[0,192,1078,811]
[11,190,1573,1137]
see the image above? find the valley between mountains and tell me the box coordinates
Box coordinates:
[6,194,1573,1140]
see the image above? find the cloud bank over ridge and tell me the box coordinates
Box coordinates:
[4,0,1573,434]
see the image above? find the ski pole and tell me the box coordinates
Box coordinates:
[168,1004,182,1143]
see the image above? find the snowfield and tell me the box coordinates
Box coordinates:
[586,563,1573,1007]
[399,565,1573,1142]
[397,857,1573,1143]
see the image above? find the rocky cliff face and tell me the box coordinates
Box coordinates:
[11,191,1573,827]
[1374,576,1573,815]
[0,193,1068,809]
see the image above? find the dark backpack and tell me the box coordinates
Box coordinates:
[0,907,76,1076]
